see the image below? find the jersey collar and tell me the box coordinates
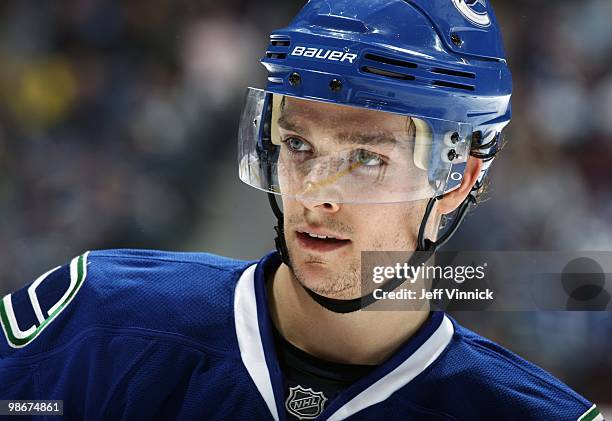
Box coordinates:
[234,252,455,421]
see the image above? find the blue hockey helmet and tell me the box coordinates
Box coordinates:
[238,0,512,205]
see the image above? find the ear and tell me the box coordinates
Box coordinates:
[437,156,483,215]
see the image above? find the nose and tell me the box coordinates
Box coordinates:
[298,181,341,213]
[300,199,341,213]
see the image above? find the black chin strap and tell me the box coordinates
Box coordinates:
[268,193,291,265]
[267,193,477,314]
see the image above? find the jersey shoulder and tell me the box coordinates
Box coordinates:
[0,249,255,359]
[411,317,601,420]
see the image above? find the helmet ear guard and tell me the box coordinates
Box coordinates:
[469,129,508,202]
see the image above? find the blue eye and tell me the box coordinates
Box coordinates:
[355,149,385,167]
[283,137,312,153]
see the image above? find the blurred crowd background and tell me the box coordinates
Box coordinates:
[0,0,610,408]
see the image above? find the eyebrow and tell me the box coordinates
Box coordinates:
[337,132,401,146]
[277,114,307,135]
[277,115,407,146]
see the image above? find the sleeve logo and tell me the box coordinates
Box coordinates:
[0,252,89,348]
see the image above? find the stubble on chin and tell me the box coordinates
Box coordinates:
[288,250,362,299]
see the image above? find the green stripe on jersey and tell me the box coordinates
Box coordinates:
[0,252,89,348]
[578,405,604,421]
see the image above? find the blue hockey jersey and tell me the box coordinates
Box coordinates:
[0,249,604,420]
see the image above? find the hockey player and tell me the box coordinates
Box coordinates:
[0,0,605,420]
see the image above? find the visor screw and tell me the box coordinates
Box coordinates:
[448,149,458,161]
[288,72,301,86]
[329,78,343,92]
[451,132,460,144]
[450,33,463,47]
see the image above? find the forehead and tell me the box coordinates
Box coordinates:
[278,96,412,138]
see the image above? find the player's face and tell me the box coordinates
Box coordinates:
[277,97,430,300]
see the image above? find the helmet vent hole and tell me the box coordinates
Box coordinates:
[362,66,415,81]
[266,52,287,60]
[432,80,475,91]
[431,68,476,79]
[364,53,417,69]
[266,36,291,60]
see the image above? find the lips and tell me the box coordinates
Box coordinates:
[295,229,351,253]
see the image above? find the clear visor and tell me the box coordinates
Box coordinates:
[238,88,472,204]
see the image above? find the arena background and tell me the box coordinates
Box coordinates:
[0,0,610,411]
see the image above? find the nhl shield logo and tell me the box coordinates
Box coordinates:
[285,385,327,419]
